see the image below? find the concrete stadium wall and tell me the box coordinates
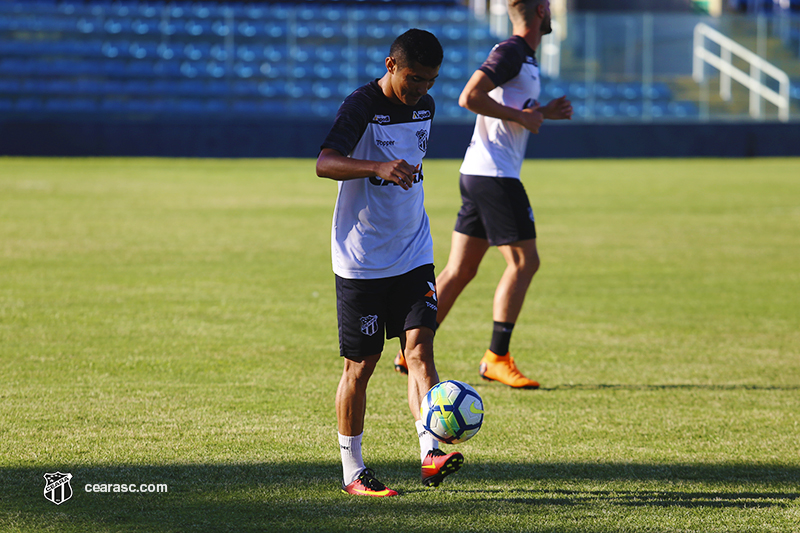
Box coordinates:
[1,120,799,159]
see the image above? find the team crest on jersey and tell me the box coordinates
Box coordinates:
[373,114,390,124]
[43,472,73,505]
[360,315,378,336]
[412,110,431,120]
[416,129,428,153]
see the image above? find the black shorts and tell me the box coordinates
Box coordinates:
[335,264,438,361]
[454,173,537,246]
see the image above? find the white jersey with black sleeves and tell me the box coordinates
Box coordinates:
[460,36,541,180]
[321,80,435,280]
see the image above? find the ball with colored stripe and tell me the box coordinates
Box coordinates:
[420,380,484,444]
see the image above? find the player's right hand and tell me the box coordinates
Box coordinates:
[377,159,418,190]
[520,104,544,134]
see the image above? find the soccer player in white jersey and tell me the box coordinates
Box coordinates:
[394,1,572,388]
[317,29,463,497]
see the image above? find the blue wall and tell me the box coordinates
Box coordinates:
[2,119,798,158]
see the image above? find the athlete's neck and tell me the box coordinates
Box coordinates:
[513,25,542,53]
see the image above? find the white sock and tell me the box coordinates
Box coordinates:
[416,420,439,462]
[338,432,366,485]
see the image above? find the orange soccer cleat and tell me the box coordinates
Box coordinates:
[479,350,539,389]
[393,350,409,375]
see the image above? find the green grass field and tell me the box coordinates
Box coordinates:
[1,156,799,532]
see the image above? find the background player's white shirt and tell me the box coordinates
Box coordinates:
[460,36,541,180]
[321,81,434,280]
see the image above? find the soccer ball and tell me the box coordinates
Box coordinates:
[420,380,484,444]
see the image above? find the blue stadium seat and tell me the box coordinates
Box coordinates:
[124,99,168,113]
[617,82,643,101]
[312,80,340,99]
[20,79,48,96]
[0,58,34,75]
[237,20,258,38]
[15,98,45,112]
[176,79,206,96]
[153,60,182,77]
[75,79,105,95]
[667,101,699,117]
[123,79,152,96]
[644,83,672,101]
[173,99,210,114]
[45,97,98,113]
[309,100,341,118]
[432,81,463,100]
[130,18,158,36]
[0,79,21,95]
[98,79,125,95]
[234,62,258,79]
[182,42,211,61]
[617,101,643,118]
[231,80,258,97]
[594,82,616,100]
[128,42,158,60]
[567,82,588,100]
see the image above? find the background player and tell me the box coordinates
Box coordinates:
[394,0,572,389]
[317,29,463,497]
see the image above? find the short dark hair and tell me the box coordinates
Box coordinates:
[389,29,443,69]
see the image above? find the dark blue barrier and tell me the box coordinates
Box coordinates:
[1,119,799,158]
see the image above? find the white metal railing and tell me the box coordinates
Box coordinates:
[692,22,791,122]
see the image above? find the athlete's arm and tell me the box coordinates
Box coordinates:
[316,148,418,191]
[458,70,544,134]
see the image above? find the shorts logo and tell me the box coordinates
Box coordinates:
[528,207,535,222]
[416,129,428,153]
[425,281,438,311]
[43,472,73,505]
[360,315,378,336]
[412,110,431,120]
[424,281,437,302]
[373,115,390,124]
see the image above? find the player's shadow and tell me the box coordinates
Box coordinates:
[5,461,799,532]
[539,384,800,391]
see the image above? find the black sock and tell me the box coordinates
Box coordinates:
[489,321,515,356]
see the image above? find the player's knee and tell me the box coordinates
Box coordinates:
[343,355,379,383]
[404,343,434,369]
[513,252,540,278]
[450,262,480,284]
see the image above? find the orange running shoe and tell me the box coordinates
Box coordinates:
[393,350,408,374]
[421,449,464,487]
[479,350,539,389]
[341,468,399,497]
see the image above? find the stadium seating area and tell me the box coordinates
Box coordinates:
[0,0,704,122]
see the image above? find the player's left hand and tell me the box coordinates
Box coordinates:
[541,96,573,120]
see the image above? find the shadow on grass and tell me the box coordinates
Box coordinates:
[541,384,800,391]
[2,461,799,532]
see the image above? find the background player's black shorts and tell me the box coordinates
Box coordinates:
[335,264,438,361]
[454,174,537,246]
